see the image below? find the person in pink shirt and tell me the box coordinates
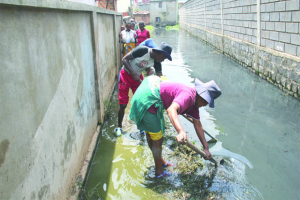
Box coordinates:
[130,77,222,178]
[136,21,150,46]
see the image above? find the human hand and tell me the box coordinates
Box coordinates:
[203,149,211,160]
[132,73,141,82]
[176,132,187,143]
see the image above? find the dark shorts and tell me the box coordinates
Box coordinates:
[137,111,161,133]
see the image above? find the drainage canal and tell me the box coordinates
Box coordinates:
[83,29,300,200]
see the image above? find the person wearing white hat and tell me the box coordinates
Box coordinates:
[129,77,222,178]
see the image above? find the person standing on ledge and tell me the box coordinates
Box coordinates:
[114,42,173,136]
[129,77,222,178]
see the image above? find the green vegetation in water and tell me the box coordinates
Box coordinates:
[166,23,180,30]
[145,25,155,37]
[80,182,102,199]
[144,132,221,200]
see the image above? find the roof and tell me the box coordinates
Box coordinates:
[133,11,150,15]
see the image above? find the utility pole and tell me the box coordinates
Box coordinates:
[130,0,133,18]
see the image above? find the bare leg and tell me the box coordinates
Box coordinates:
[118,104,127,128]
[152,137,165,176]
[146,132,170,168]
[146,133,153,149]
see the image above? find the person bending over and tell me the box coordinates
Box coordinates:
[114,42,173,136]
[129,77,222,178]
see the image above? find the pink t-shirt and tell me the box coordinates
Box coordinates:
[136,29,150,45]
[148,82,200,120]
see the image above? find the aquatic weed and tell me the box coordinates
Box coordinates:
[143,131,221,199]
[79,182,101,200]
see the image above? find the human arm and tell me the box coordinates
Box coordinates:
[120,32,125,43]
[193,119,211,159]
[134,32,137,46]
[147,30,150,38]
[167,103,187,143]
[153,61,162,77]
[122,46,149,82]
[122,53,141,82]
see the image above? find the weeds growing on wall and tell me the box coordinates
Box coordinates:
[104,98,112,119]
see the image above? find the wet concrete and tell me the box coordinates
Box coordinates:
[84,29,300,199]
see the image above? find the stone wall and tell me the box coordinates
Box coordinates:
[180,0,300,100]
[0,1,122,199]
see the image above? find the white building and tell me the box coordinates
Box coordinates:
[149,0,178,26]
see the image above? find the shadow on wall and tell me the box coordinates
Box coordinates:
[0,139,10,168]
[81,88,120,199]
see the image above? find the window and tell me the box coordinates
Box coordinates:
[156,17,160,22]
[159,2,162,7]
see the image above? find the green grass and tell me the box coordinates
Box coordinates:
[145,25,155,37]
[166,23,180,30]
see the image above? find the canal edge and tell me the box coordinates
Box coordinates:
[70,79,118,200]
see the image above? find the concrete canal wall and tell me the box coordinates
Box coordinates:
[179,0,300,99]
[0,0,122,199]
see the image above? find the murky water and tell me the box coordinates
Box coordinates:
[84,29,300,199]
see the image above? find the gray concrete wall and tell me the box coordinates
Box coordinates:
[150,1,178,26]
[0,1,122,199]
[180,0,300,100]
[138,3,150,11]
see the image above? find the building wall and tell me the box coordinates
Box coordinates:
[134,14,150,24]
[117,0,130,13]
[138,3,150,11]
[0,1,122,199]
[68,0,117,10]
[150,1,178,26]
[180,0,300,100]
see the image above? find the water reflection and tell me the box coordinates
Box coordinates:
[84,29,300,200]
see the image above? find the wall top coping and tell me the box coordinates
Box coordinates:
[0,0,123,16]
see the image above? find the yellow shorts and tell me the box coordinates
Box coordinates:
[146,130,163,141]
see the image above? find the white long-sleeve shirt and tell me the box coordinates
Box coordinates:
[120,30,136,43]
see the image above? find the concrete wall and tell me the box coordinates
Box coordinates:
[138,3,150,11]
[180,0,300,100]
[150,0,178,26]
[0,1,122,199]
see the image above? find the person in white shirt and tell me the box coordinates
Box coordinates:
[120,22,137,57]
